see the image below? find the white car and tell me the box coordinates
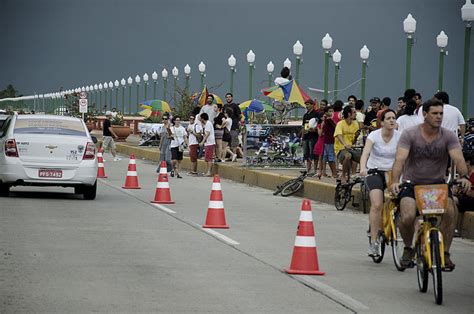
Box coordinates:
[0,114,98,199]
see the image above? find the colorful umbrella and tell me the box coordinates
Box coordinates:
[239,99,274,113]
[197,85,223,107]
[261,80,311,107]
[139,99,171,118]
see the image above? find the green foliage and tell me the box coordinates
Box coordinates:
[172,87,196,120]
[110,114,125,126]
[143,116,163,123]
[0,84,21,99]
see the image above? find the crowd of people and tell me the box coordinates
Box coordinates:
[300,88,473,269]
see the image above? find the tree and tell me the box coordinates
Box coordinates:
[0,85,22,99]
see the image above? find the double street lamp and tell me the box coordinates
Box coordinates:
[322,33,333,100]
[228,54,236,94]
[461,0,474,116]
[247,50,255,99]
[360,45,370,103]
[198,62,206,90]
[332,49,342,102]
[436,31,448,91]
[403,13,417,89]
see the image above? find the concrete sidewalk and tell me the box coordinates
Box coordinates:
[95,132,474,240]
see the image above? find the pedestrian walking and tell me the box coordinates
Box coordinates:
[221,108,237,162]
[102,111,121,161]
[224,93,242,155]
[301,99,319,174]
[199,113,215,177]
[170,116,188,178]
[158,115,172,173]
[187,114,202,175]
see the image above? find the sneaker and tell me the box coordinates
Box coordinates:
[368,242,380,257]
[176,174,183,179]
[113,157,121,161]
[443,252,455,272]
[170,170,175,177]
[231,154,237,162]
[400,247,415,268]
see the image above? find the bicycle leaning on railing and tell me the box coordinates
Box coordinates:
[273,170,309,197]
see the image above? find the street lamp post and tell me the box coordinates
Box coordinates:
[162,69,168,101]
[103,82,108,110]
[152,71,158,99]
[332,49,342,102]
[436,31,448,91]
[108,81,113,107]
[98,83,103,112]
[293,40,303,82]
[143,73,149,101]
[461,0,474,116]
[247,50,255,99]
[135,75,141,114]
[114,80,119,109]
[360,45,370,103]
[127,76,133,114]
[403,13,417,89]
[120,78,126,114]
[228,54,236,94]
[172,67,179,106]
[184,64,191,94]
[93,84,98,112]
[322,33,333,101]
[198,62,206,90]
[267,61,274,103]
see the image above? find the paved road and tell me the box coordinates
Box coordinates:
[1,154,473,313]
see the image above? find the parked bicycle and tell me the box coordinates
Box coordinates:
[273,170,309,197]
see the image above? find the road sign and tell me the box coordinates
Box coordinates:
[79,99,88,113]
[79,91,87,99]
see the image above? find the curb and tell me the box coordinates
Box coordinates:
[114,143,474,240]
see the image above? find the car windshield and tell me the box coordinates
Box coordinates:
[14,118,86,137]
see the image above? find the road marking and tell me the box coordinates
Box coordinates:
[152,203,176,214]
[296,275,369,311]
[201,228,240,246]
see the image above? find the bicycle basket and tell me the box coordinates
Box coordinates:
[414,184,448,215]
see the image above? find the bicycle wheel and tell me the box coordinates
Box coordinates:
[335,183,348,211]
[430,230,443,305]
[416,239,428,293]
[281,180,304,197]
[361,182,369,214]
[391,209,406,272]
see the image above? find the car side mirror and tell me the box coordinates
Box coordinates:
[91,136,98,144]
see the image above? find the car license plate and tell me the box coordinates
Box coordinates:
[38,169,63,178]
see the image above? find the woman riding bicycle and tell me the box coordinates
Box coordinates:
[360,109,401,257]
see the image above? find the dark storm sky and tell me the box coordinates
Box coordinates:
[0,0,472,115]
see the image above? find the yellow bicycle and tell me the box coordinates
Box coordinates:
[366,170,404,270]
[413,183,450,305]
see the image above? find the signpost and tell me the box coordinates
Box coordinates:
[79,98,88,120]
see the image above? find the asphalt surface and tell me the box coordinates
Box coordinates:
[1,153,473,313]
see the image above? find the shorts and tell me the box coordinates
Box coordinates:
[365,171,386,192]
[214,129,224,140]
[102,136,116,152]
[322,144,336,162]
[398,181,453,202]
[204,145,215,162]
[337,148,361,163]
[189,144,198,162]
[302,138,317,160]
[170,147,183,160]
[230,130,239,148]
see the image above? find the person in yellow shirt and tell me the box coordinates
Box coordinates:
[334,105,361,182]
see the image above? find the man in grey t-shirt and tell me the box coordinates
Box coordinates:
[390,99,471,270]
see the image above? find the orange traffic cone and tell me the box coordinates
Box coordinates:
[203,175,229,229]
[97,147,107,178]
[284,199,325,275]
[122,154,141,189]
[151,161,174,204]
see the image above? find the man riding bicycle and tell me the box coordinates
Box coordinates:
[334,105,361,183]
[390,98,471,270]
